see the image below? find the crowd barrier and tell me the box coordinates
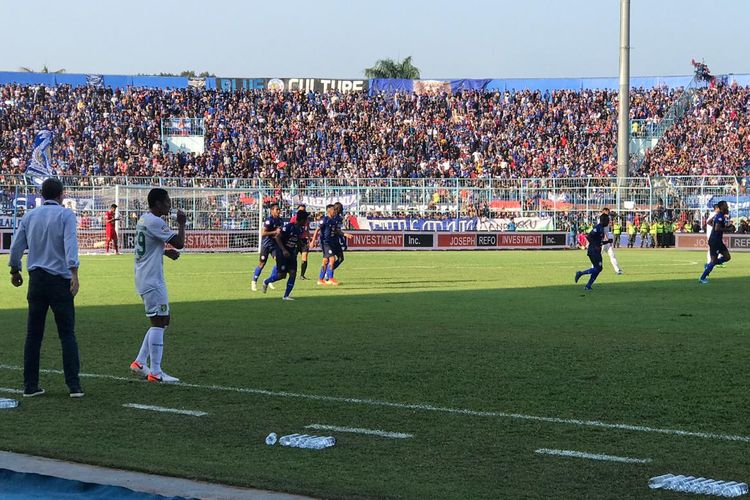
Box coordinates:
[1,229,566,253]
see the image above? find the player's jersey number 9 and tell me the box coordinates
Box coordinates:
[136,229,146,258]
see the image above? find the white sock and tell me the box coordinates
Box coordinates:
[707,250,711,264]
[135,328,152,366]
[607,246,621,272]
[148,327,165,375]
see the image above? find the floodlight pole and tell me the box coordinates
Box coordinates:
[617,0,631,181]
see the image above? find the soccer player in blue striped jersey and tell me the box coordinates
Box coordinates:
[574,213,612,290]
[325,201,353,282]
[310,205,337,285]
[699,200,731,284]
[290,204,311,279]
[251,203,283,291]
[262,210,308,300]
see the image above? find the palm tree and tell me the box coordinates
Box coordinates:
[19,65,66,74]
[364,56,420,79]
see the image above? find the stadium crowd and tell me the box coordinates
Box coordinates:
[2,83,726,182]
[641,85,750,176]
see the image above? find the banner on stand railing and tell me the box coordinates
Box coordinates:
[350,216,553,232]
[291,193,359,210]
[216,77,368,93]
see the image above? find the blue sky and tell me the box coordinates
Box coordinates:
[1,0,747,79]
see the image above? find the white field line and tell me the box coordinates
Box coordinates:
[1,364,748,444]
[535,448,652,464]
[305,424,413,439]
[0,387,23,394]
[122,403,207,417]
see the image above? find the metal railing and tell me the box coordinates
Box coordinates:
[160,117,205,137]
[629,76,705,171]
[1,175,745,227]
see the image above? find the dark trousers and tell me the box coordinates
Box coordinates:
[25,269,80,391]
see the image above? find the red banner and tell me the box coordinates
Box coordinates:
[437,234,477,248]
[185,232,229,249]
[676,233,750,251]
[498,234,542,247]
[348,232,404,248]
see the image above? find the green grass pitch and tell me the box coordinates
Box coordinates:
[0,249,749,499]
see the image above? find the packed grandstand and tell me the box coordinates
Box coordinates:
[1,78,749,182]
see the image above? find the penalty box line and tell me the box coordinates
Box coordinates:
[1,363,749,444]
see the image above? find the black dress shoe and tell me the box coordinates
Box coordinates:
[23,387,45,397]
[69,387,85,398]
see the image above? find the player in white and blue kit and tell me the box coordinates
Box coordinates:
[130,188,186,384]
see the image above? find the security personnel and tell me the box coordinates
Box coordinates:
[665,220,674,247]
[8,178,83,398]
[613,219,622,248]
[640,220,650,248]
[627,221,637,248]
[650,220,659,248]
[656,220,665,248]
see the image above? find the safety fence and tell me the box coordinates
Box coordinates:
[0,175,745,252]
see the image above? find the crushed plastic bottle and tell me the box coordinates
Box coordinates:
[0,398,18,409]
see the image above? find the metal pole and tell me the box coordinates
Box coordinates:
[12,184,18,231]
[617,0,631,179]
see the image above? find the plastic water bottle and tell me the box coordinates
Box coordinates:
[0,398,18,409]
[279,434,336,449]
[265,433,277,446]
[699,479,723,495]
[721,482,749,497]
[672,476,697,493]
[279,434,302,447]
[649,474,748,497]
[290,434,311,447]
[681,477,706,493]
[648,474,675,489]
[315,436,336,450]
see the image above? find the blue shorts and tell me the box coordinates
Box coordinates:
[322,241,341,257]
[587,251,603,269]
[277,250,298,273]
[709,239,728,259]
[260,245,282,262]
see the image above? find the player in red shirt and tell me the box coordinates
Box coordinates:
[105,204,120,254]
